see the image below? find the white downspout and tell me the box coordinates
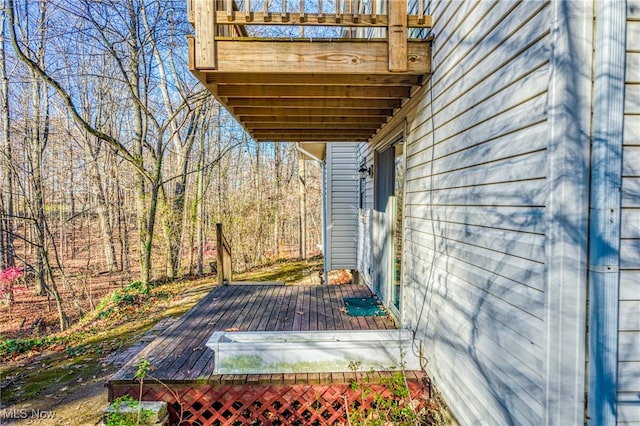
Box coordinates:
[587,1,626,424]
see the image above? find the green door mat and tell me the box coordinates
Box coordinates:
[343,297,386,316]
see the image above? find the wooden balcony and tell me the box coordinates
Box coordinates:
[187,0,432,142]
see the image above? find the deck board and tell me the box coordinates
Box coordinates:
[166,285,244,378]
[110,283,396,383]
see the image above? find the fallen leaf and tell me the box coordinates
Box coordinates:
[297,311,305,315]
[225,327,239,332]
[340,307,348,313]
[192,346,203,352]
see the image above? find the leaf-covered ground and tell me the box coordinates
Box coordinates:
[0,258,325,425]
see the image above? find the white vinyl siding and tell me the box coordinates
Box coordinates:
[619,1,640,423]
[356,142,374,287]
[326,143,359,270]
[402,1,552,424]
[353,1,637,424]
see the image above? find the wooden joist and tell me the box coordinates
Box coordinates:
[225,98,403,109]
[242,116,387,124]
[217,85,411,99]
[247,122,381,130]
[232,107,395,117]
[252,134,374,142]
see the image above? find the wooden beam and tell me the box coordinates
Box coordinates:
[252,129,375,135]
[205,72,423,86]
[212,11,432,27]
[194,0,216,69]
[253,134,372,142]
[388,0,408,72]
[226,98,402,109]
[242,115,386,124]
[210,40,430,74]
[248,122,381,130]
[233,107,393,116]
[217,85,410,99]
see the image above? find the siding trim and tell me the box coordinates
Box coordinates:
[326,144,334,270]
[587,1,627,424]
[544,1,592,424]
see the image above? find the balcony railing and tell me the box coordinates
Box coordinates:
[188,0,431,72]
[188,0,429,27]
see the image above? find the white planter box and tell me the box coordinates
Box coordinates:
[206,329,420,374]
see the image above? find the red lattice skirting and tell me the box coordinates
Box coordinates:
[109,377,430,425]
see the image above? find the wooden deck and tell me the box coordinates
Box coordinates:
[109,283,396,384]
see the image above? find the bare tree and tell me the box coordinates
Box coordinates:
[0,5,15,270]
[8,0,202,288]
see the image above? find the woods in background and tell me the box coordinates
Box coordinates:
[0,0,322,331]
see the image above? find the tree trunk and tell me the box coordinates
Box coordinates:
[29,71,47,296]
[196,144,205,276]
[117,186,131,278]
[0,10,14,269]
[298,154,307,259]
[142,177,161,287]
[90,146,118,271]
[274,143,282,258]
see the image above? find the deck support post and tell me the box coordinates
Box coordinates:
[194,0,216,69]
[388,0,407,72]
[216,223,232,285]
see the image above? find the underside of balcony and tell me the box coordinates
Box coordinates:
[187,0,432,142]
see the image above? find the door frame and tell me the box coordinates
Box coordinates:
[373,132,406,322]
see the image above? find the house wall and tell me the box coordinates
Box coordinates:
[326,143,359,271]
[402,2,554,424]
[619,1,640,423]
[358,1,596,424]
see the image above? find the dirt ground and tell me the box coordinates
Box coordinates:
[1,315,180,426]
[1,374,108,426]
[1,257,154,342]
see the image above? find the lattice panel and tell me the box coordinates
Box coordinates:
[110,380,429,425]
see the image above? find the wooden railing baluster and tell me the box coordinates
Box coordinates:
[226,0,233,20]
[352,0,359,23]
[198,0,430,27]
[370,0,376,23]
